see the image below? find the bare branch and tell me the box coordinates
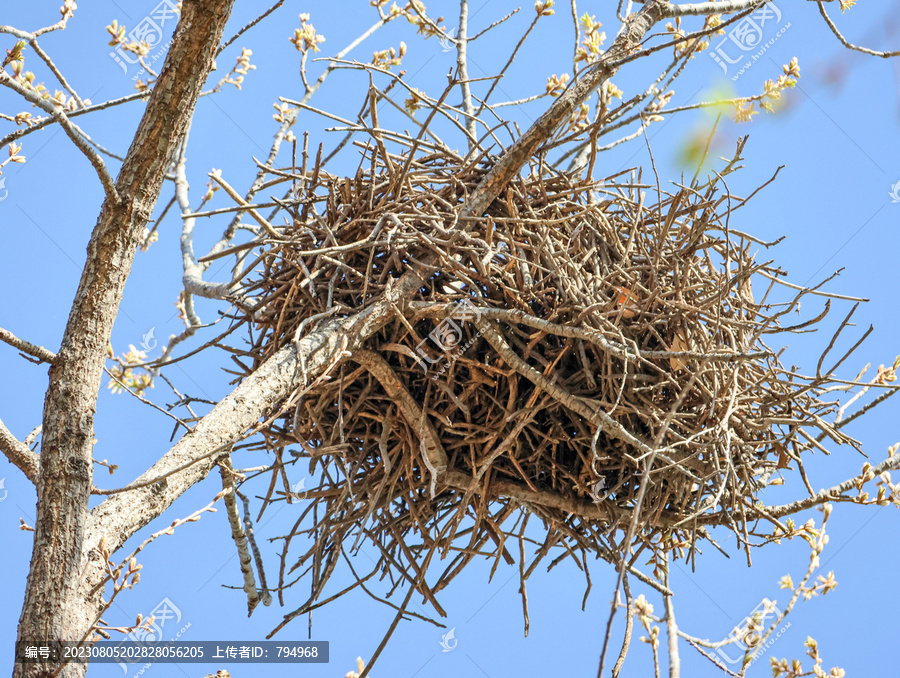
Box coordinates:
[84,274,409,555]
[217,15,389,249]
[816,1,900,57]
[218,0,286,55]
[219,457,261,616]
[0,71,119,203]
[455,0,478,145]
[663,552,680,678]
[476,13,541,115]
[175,130,242,303]
[235,487,273,608]
[0,4,77,40]
[102,367,192,436]
[754,453,900,519]
[28,39,83,107]
[0,326,57,364]
[460,0,671,218]
[0,90,152,151]
[664,0,765,17]
[0,416,40,485]
[208,171,282,239]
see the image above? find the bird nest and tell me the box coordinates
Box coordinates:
[230,137,859,624]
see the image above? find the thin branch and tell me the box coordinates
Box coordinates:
[0,326,57,364]
[218,0,285,55]
[815,1,900,57]
[0,71,119,202]
[90,438,238,496]
[664,0,765,17]
[663,551,680,678]
[175,129,240,307]
[455,0,478,144]
[754,453,900,519]
[28,39,83,107]
[219,457,261,616]
[103,367,192,434]
[611,575,634,677]
[0,90,152,151]
[473,10,539,117]
[0,416,40,484]
[0,6,76,40]
[460,0,671,218]
[208,171,282,238]
[236,487,273,608]
[216,15,389,247]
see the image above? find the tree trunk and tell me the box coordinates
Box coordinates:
[14,2,234,676]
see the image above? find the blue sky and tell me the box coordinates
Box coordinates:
[1,1,899,676]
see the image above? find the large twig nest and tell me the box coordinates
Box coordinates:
[232,138,854,620]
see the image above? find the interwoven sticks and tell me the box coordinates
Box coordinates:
[231,138,857,624]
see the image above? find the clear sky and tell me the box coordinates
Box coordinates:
[1,1,899,677]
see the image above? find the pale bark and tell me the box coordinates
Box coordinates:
[0,417,39,484]
[84,273,413,555]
